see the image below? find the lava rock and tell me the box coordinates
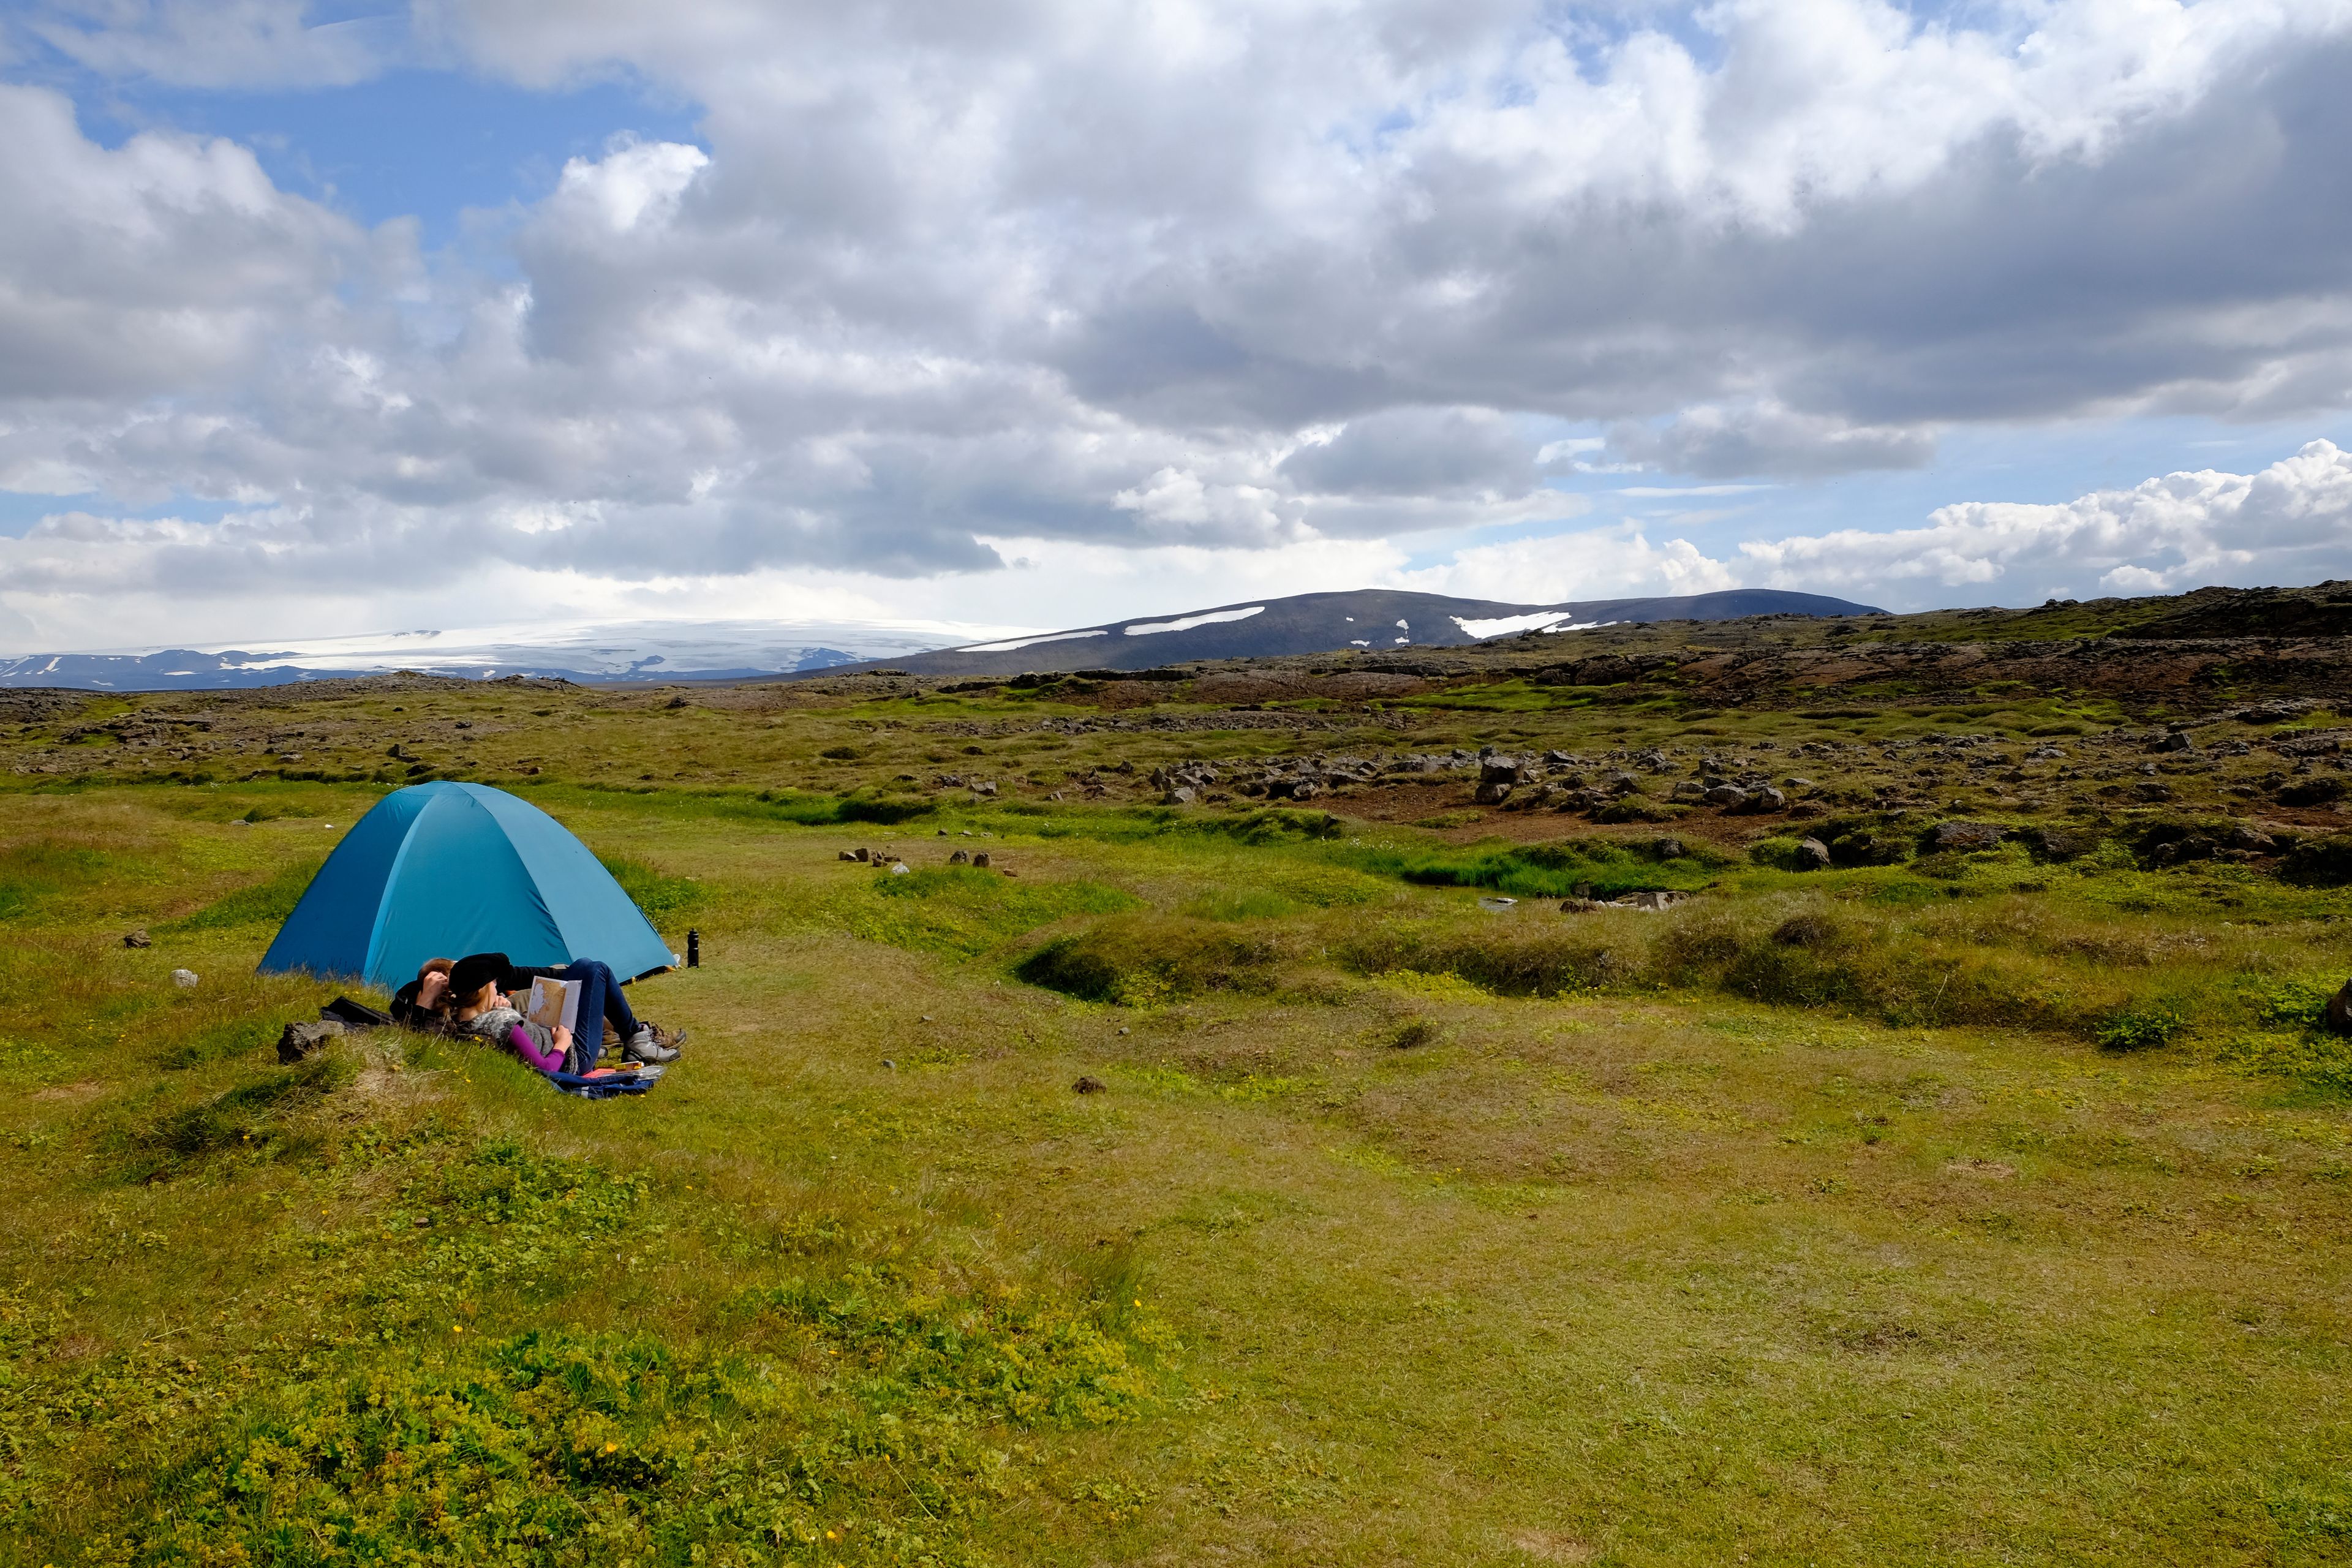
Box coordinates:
[1927,821,2004,852]
[277,1017,345,1064]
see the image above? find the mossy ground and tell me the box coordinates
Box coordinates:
[4,666,2351,1566]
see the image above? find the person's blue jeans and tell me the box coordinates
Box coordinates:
[556,959,641,1073]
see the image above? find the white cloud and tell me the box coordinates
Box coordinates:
[4,0,2352,643]
[1738,439,2352,598]
[24,1,396,88]
[1378,440,2352,612]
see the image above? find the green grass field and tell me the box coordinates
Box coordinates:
[5,663,2352,1566]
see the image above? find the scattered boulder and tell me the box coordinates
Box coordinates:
[1926,821,2004,852]
[1651,839,1687,861]
[1747,785,1789,813]
[974,853,992,868]
[1165,785,1198,805]
[2153,729,2198,753]
[1703,785,1748,809]
[2328,981,2352,1036]
[277,1017,344,1064]
[949,848,970,864]
[839,850,860,862]
[121,929,152,949]
[171,968,199,989]
[2148,834,2217,867]
[1793,837,1833,872]
[1472,780,1513,805]
[2278,777,2346,806]
[2228,824,2278,853]
[664,695,689,709]
[1073,1076,1107,1094]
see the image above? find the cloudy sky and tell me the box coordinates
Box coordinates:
[2,0,2350,653]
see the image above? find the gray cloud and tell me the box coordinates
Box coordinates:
[1608,404,1935,478]
[2,0,2351,618]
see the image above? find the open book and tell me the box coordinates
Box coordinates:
[523,976,581,1036]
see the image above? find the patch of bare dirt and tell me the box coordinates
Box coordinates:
[1508,1529,1597,1562]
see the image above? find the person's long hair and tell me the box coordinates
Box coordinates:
[419,957,456,1014]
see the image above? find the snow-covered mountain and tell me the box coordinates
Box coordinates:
[809,587,1885,678]
[0,618,1018,690]
[0,589,1883,690]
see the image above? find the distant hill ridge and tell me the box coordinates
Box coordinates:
[811,588,1887,679]
[0,587,1880,692]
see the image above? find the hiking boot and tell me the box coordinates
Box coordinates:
[623,1028,680,1065]
[642,1020,689,1052]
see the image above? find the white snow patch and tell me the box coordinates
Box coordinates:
[1542,619,1621,634]
[1124,606,1265,636]
[958,628,1108,654]
[1395,620,1409,628]
[1349,639,1370,646]
[1453,611,1579,639]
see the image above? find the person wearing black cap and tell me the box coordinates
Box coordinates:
[448,951,682,1072]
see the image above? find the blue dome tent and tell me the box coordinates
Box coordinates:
[258,782,674,990]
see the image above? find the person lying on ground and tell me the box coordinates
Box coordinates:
[446,951,683,1070]
[389,957,458,1033]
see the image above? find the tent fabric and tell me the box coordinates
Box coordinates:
[259,782,673,990]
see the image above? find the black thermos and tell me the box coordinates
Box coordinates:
[687,930,700,968]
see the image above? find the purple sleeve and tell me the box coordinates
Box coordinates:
[507,1024,565,1072]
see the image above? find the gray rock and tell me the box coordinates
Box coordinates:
[121,929,152,949]
[1479,756,1522,785]
[1670,782,1708,802]
[839,850,860,861]
[1165,786,1197,805]
[1795,837,1833,871]
[1472,781,1513,805]
[2329,981,2352,1037]
[949,849,970,864]
[277,1017,344,1064]
[171,968,200,989]
[1749,786,1789,813]
[1703,785,1749,809]
[973,852,992,868]
[1928,821,2004,851]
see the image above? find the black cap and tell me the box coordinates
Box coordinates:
[449,952,511,1000]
